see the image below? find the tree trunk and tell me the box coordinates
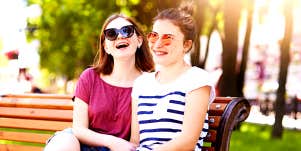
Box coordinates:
[218,0,241,97]
[200,6,220,69]
[237,0,254,97]
[272,0,293,139]
[190,0,207,67]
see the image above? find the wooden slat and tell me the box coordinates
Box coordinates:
[209,103,228,115]
[208,116,221,129]
[0,131,52,144]
[213,97,233,103]
[0,98,73,110]
[0,107,72,121]
[1,93,72,99]
[0,144,43,151]
[204,130,217,142]
[0,117,71,131]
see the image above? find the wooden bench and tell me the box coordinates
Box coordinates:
[202,97,250,151]
[0,94,250,151]
[0,93,73,151]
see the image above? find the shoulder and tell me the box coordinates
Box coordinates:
[182,67,211,84]
[134,72,155,84]
[132,71,155,99]
[181,66,214,92]
[79,67,97,78]
[187,66,210,78]
[185,67,216,103]
[133,72,155,90]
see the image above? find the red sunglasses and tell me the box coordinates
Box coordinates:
[147,32,175,46]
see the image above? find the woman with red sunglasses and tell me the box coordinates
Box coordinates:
[44,13,154,151]
[130,2,215,151]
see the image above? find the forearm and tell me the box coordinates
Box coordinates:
[72,126,117,148]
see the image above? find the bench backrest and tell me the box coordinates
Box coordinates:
[202,97,250,151]
[0,94,250,151]
[0,93,73,151]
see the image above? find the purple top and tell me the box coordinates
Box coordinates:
[74,68,132,140]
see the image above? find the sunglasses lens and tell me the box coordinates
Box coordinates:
[120,25,135,38]
[104,29,118,41]
[161,34,173,45]
[147,32,159,43]
[147,32,173,46]
[104,25,135,41]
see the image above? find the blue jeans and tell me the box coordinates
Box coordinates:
[46,128,110,151]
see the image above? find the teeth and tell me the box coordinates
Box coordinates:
[154,51,167,55]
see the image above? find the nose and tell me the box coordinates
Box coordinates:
[152,38,164,49]
[116,32,124,39]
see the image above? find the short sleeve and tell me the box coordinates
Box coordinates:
[74,68,94,104]
[184,67,216,104]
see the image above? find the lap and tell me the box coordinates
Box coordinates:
[45,128,110,151]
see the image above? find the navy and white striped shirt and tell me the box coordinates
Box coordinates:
[132,67,215,151]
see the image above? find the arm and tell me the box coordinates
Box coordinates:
[154,86,211,151]
[72,97,136,151]
[130,98,140,146]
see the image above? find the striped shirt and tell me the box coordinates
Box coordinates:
[132,67,215,151]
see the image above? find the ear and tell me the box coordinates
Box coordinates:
[103,42,111,54]
[183,40,193,53]
[137,36,143,48]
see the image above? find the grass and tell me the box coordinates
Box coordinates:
[0,128,53,147]
[230,123,301,151]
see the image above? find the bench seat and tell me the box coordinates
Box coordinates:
[0,94,250,151]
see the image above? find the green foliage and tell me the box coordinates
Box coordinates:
[26,0,186,81]
[230,123,301,151]
[26,0,218,81]
[27,0,120,80]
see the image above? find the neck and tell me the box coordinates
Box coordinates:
[102,58,141,87]
[156,60,190,84]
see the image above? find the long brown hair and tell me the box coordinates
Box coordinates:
[93,14,154,75]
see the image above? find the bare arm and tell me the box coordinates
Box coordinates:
[72,97,136,151]
[154,86,211,151]
[130,97,140,145]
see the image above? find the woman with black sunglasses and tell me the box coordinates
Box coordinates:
[130,1,215,151]
[44,13,154,151]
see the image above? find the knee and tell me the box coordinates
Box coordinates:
[44,132,80,151]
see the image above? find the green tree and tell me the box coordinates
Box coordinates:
[27,0,120,80]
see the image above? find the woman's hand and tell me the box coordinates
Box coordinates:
[107,135,137,151]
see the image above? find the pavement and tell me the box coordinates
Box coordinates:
[245,105,301,130]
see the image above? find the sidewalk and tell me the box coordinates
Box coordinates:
[245,106,301,130]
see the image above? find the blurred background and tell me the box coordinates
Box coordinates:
[0,0,300,150]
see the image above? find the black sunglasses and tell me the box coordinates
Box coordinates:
[104,25,135,41]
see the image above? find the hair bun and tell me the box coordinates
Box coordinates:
[178,0,194,16]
